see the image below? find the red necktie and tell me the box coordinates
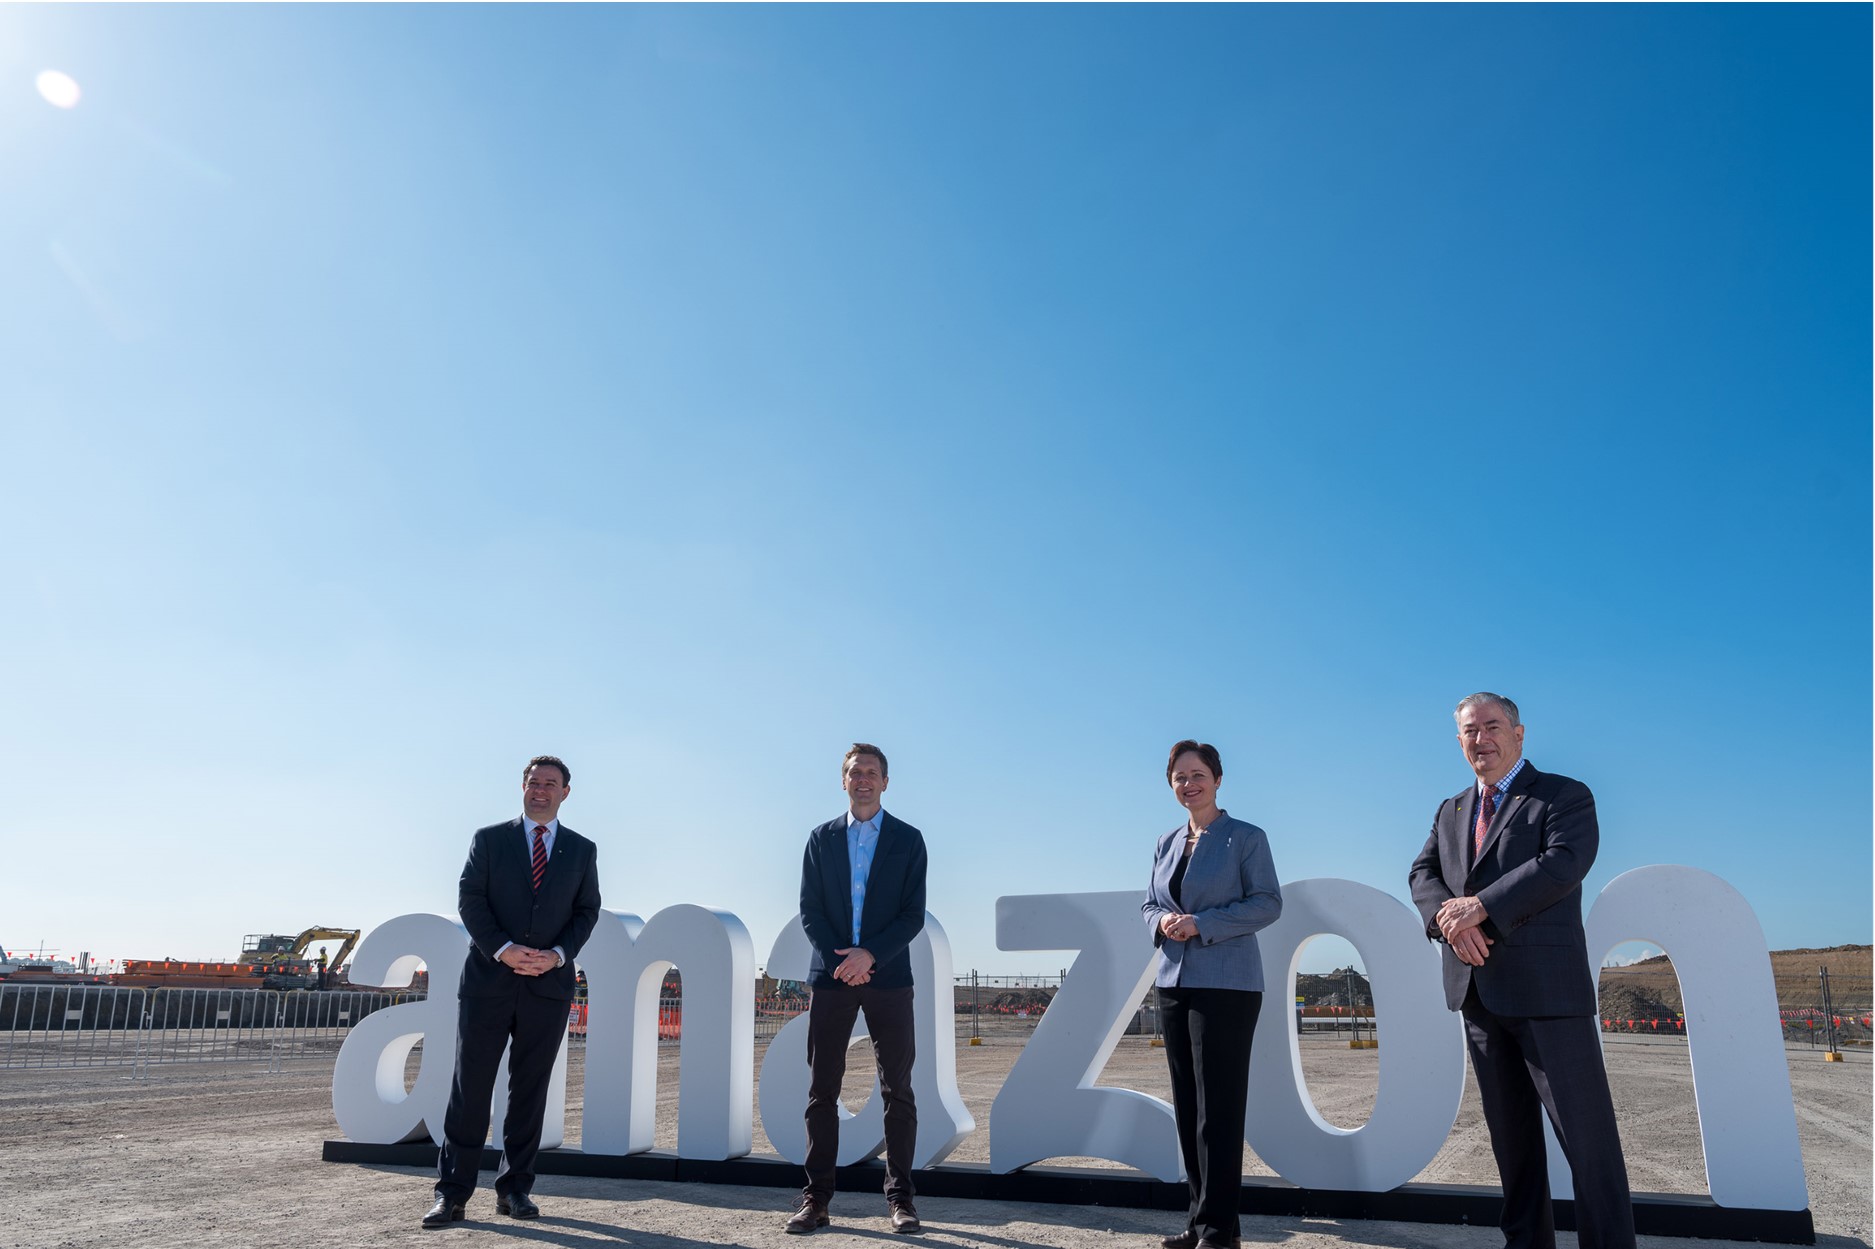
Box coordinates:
[1474,788,1498,858]
[531,827,549,892]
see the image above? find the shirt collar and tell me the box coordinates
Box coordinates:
[524,817,559,837]
[1480,757,1526,798]
[846,810,883,836]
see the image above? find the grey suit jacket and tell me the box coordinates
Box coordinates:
[1141,811,1282,991]
[1407,762,1600,1017]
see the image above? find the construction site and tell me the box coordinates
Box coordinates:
[2,925,374,992]
[0,991,1867,1249]
[0,931,1869,1248]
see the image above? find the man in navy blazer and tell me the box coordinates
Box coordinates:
[1409,695,1634,1249]
[784,743,928,1236]
[425,755,601,1229]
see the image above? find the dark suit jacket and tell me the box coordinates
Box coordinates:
[799,811,927,991]
[1408,762,1599,1017]
[457,819,602,1002]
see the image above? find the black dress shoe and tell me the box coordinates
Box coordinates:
[1161,1231,1200,1249]
[496,1192,540,1219]
[889,1200,922,1233]
[784,1198,830,1234]
[422,1197,466,1228]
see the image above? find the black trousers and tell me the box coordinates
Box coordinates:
[803,983,917,1205]
[1461,985,1636,1249]
[436,988,570,1201]
[1160,986,1261,1244]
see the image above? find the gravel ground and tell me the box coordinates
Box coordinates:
[0,1032,1865,1249]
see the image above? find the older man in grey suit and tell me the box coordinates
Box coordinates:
[1409,694,1634,1249]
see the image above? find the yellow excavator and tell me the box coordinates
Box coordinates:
[238,927,361,988]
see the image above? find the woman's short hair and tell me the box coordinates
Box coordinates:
[1165,739,1223,783]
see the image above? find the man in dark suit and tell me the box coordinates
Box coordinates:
[424,755,602,1228]
[784,743,928,1236]
[1408,694,1634,1249]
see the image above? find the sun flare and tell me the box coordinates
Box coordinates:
[36,69,82,110]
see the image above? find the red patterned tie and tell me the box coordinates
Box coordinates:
[531,827,549,892]
[1474,788,1498,858]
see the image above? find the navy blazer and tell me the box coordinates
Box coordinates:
[1140,811,1282,991]
[456,818,602,1002]
[799,811,927,991]
[1408,762,1599,1017]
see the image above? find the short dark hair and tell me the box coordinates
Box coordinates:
[1166,739,1223,783]
[524,755,571,786]
[843,743,888,779]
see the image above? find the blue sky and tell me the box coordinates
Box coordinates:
[2,5,1867,980]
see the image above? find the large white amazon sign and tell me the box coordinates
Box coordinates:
[332,866,1806,1211]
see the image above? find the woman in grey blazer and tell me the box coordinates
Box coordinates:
[1141,739,1282,1249]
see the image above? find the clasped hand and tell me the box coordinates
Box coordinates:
[832,946,875,986]
[1158,912,1200,943]
[499,945,560,977]
[1435,896,1493,966]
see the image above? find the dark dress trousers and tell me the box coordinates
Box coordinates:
[798,812,928,1206]
[1408,763,1634,1249]
[436,819,601,1202]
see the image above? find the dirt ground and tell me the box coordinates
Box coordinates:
[0,1031,1865,1249]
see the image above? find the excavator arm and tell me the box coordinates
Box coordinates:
[288,927,361,971]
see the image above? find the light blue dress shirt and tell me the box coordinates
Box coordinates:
[523,817,559,858]
[845,810,883,946]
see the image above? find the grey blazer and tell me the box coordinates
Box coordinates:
[1141,811,1283,991]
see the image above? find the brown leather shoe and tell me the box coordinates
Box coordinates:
[421,1196,466,1228]
[785,1198,830,1234]
[496,1191,540,1219]
[1161,1232,1200,1249]
[889,1201,922,1233]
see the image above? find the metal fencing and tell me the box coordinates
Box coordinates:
[570,990,1157,1049]
[566,997,804,1047]
[754,995,805,1043]
[0,984,416,1075]
[947,974,1164,1044]
[1596,972,1872,1048]
[1776,973,1871,1051]
[10,970,1867,1074]
[0,985,147,1069]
